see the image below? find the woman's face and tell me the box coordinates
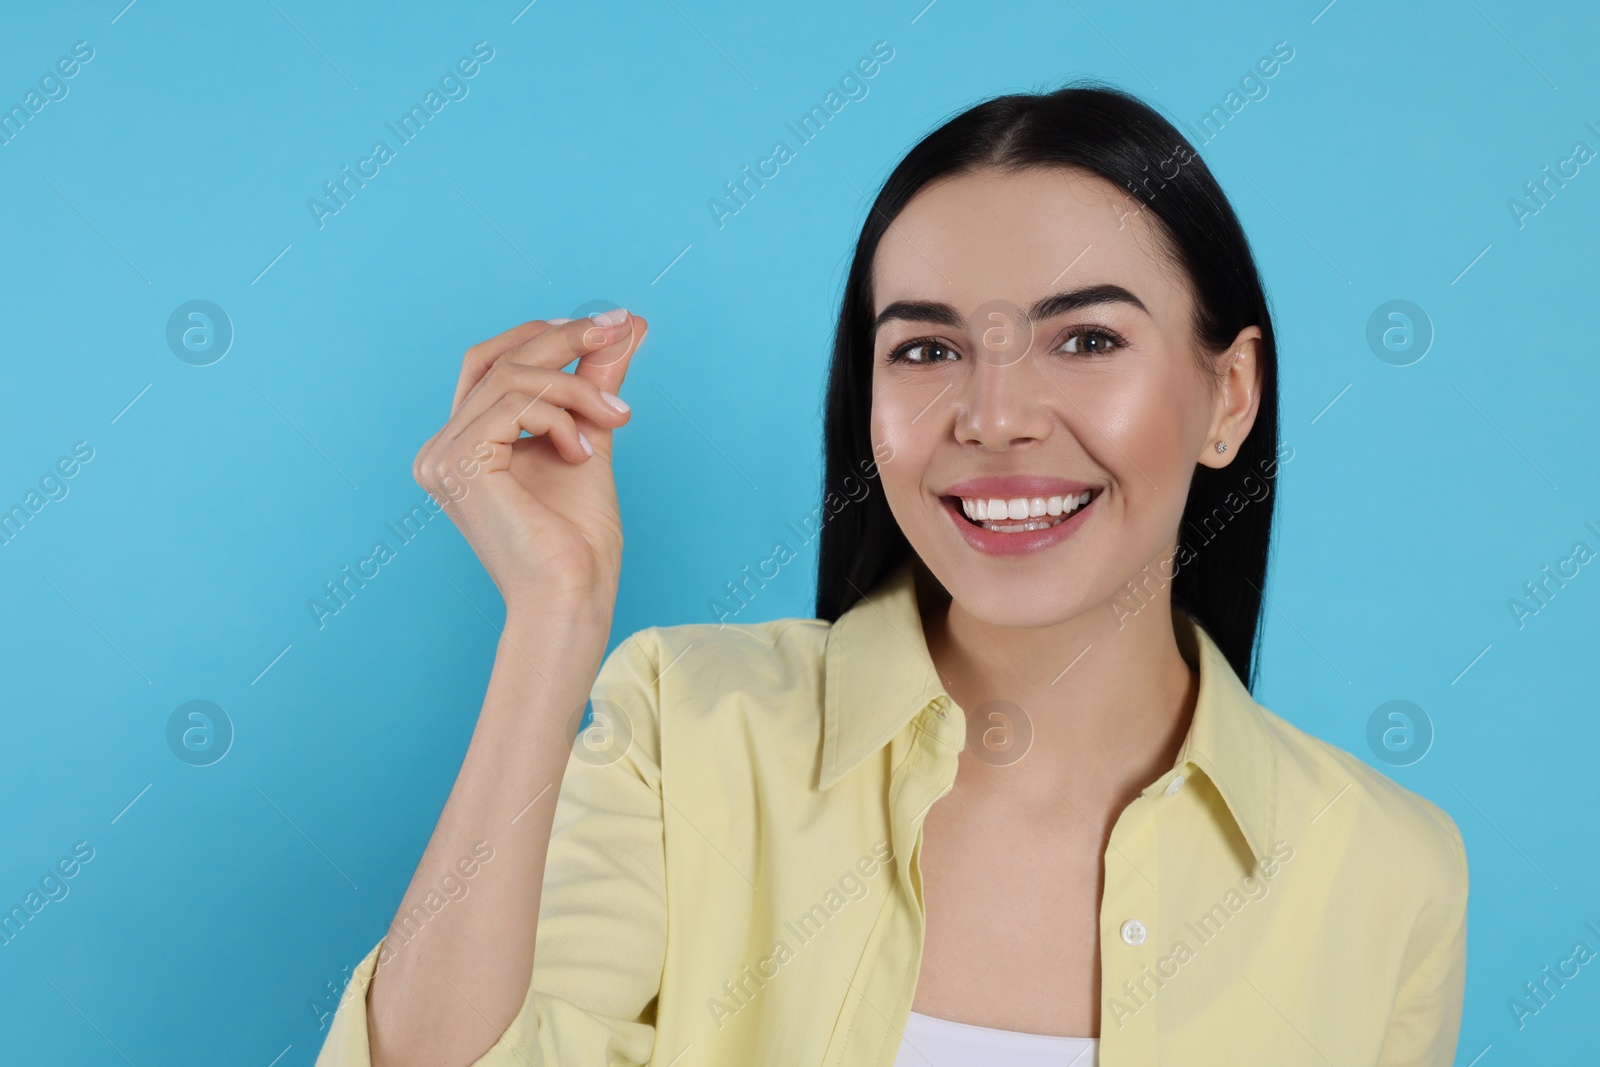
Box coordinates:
[869,165,1261,629]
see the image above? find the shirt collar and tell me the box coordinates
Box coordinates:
[820,557,1278,860]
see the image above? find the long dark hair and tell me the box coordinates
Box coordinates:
[814,80,1281,690]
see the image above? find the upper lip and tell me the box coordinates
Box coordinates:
[939,475,1097,499]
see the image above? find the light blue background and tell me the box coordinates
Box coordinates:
[2,0,1596,1062]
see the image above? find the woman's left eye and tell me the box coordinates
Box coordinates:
[889,340,958,364]
[1057,329,1123,355]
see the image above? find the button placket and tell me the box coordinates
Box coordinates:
[1100,792,1162,1055]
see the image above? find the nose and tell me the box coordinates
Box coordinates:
[953,348,1054,451]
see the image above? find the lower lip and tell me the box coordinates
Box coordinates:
[940,495,1096,557]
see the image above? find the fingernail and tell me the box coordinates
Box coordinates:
[547,317,572,325]
[577,431,594,456]
[591,307,629,327]
[600,390,629,413]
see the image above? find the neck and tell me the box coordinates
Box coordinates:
[918,557,1199,806]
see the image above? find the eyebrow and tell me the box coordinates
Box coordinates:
[873,284,1150,333]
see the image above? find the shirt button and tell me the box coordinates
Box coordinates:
[1163,774,1185,797]
[1120,919,1148,946]
[932,698,948,719]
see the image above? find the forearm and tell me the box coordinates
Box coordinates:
[366,611,611,1067]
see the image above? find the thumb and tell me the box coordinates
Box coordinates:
[572,315,647,459]
[574,313,648,398]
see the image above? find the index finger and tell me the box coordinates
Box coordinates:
[451,318,564,415]
[516,312,641,371]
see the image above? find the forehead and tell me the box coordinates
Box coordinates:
[870,166,1185,319]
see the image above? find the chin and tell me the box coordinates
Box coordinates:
[918,545,1110,630]
[965,591,1097,631]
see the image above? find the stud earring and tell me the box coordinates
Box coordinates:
[1215,441,1227,454]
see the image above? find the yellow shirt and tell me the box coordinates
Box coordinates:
[317,557,1468,1066]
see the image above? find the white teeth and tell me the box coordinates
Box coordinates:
[953,490,1095,531]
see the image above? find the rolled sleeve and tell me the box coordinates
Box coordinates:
[1377,815,1469,1067]
[315,629,669,1067]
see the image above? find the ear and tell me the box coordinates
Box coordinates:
[1197,326,1263,469]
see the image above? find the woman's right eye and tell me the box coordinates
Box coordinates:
[889,339,959,364]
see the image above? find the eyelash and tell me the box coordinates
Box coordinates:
[884,325,1130,365]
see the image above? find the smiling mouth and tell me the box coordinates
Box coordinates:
[941,490,1098,533]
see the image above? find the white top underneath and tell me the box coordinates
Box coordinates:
[893,1010,1099,1067]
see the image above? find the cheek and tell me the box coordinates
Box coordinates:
[869,392,914,460]
[870,374,942,499]
[1056,360,1203,480]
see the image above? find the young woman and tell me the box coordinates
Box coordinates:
[317,83,1468,1067]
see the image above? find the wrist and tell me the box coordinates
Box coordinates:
[501,604,612,650]
[503,576,616,631]
[481,613,614,739]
